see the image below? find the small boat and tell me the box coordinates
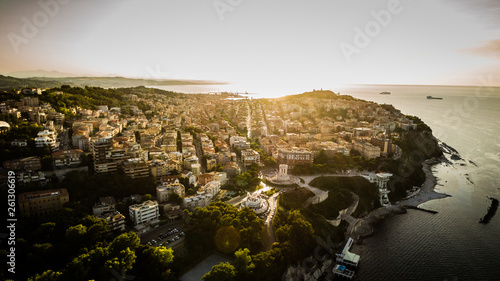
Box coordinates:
[380,91,391,95]
[427,96,443,100]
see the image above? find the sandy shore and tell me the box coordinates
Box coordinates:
[397,158,450,207]
[350,158,450,238]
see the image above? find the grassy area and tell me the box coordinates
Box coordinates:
[276,188,347,244]
[309,176,381,218]
[278,188,314,209]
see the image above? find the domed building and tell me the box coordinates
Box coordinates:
[0,121,10,133]
[241,193,268,215]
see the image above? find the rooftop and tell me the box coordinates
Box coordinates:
[19,188,69,201]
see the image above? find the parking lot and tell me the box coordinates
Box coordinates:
[140,221,186,248]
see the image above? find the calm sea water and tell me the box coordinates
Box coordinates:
[153,83,500,280]
[339,85,500,281]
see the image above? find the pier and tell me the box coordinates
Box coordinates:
[335,238,360,267]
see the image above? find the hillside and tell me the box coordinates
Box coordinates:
[0,74,226,90]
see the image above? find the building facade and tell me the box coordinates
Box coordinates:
[156,182,185,202]
[277,148,313,168]
[18,188,69,217]
[52,149,84,167]
[3,156,42,171]
[241,149,260,166]
[129,200,160,225]
[120,158,150,179]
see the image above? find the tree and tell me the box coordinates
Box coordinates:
[141,194,152,202]
[314,150,328,165]
[169,193,183,205]
[105,246,136,273]
[187,202,264,253]
[66,224,87,247]
[134,245,174,280]
[41,155,53,170]
[274,210,315,261]
[202,262,236,281]
[108,232,141,255]
[234,248,254,279]
[263,156,277,167]
[63,232,141,280]
[27,270,62,281]
[82,216,109,243]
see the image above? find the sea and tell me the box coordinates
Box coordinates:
[154,83,500,280]
[335,85,500,281]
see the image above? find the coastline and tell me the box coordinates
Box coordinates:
[350,157,449,238]
[398,157,450,207]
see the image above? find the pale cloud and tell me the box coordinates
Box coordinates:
[441,0,500,28]
[462,39,500,59]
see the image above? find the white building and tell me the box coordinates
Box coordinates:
[362,173,392,206]
[129,200,160,225]
[376,173,392,206]
[92,197,116,216]
[156,183,185,203]
[277,164,289,181]
[210,171,227,186]
[241,193,268,215]
[241,149,260,166]
[35,130,57,148]
[183,181,221,210]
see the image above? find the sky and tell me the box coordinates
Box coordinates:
[1,0,500,96]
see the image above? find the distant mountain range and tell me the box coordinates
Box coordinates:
[0,73,227,90]
[7,70,79,78]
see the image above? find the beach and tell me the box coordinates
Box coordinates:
[397,158,450,207]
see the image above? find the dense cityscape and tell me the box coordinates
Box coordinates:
[0,84,442,280]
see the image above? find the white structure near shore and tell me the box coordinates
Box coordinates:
[336,237,360,267]
[362,172,392,206]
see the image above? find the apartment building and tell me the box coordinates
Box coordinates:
[52,149,83,167]
[129,200,160,225]
[120,158,150,179]
[156,182,185,202]
[352,140,381,159]
[3,156,41,171]
[241,149,260,166]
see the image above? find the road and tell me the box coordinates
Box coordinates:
[261,191,281,250]
[245,101,252,138]
[193,138,206,173]
[58,128,70,150]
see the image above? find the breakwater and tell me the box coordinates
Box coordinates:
[479,197,499,224]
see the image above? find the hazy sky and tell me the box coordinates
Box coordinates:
[1,0,499,94]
